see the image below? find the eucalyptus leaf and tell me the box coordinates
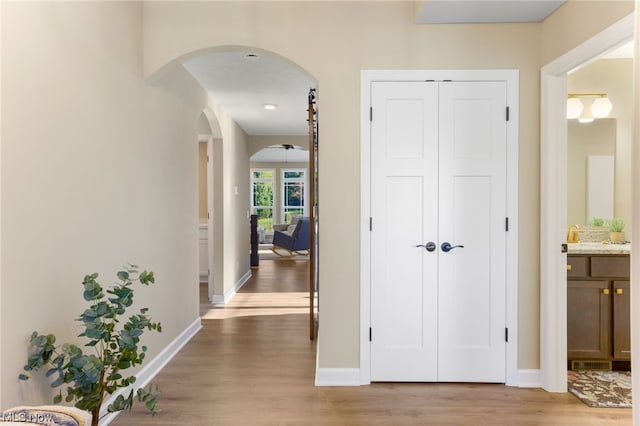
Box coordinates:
[17,265,161,426]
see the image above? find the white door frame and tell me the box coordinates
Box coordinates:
[360,70,519,385]
[539,14,634,392]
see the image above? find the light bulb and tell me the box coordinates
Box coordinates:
[566,97,584,119]
[577,104,594,123]
[591,97,613,118]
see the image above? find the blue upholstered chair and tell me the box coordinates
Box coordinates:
[271,217,310,257]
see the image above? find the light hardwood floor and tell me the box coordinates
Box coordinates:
[112,259,631,425]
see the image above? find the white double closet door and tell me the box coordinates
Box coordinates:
[370,80,507,382]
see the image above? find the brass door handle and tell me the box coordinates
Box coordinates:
[616,288,624,295]
[602,288,610,295]
[567,264,572,271]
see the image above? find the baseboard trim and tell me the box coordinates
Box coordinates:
[315,368,362,387]
[315,368,541,388]
[212,270,252,305]
[508,369,541,388]
[100,317,202,425]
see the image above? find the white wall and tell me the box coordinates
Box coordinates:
[211,137,224,299]
[198,142,208,221]
[0,0,4,409]
[540,1,635,65]
[206,96,252,300]
[1,2,206,409]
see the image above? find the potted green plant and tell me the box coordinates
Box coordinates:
[607,218,625,243]
[19,265,161,426]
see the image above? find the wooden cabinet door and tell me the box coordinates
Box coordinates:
[567,280,611,359]
[613,280,630,360]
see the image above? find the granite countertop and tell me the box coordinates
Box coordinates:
[567,242,631,255]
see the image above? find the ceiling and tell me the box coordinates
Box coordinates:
[183,51,316,137]
[416,0,565,24]
[183,1,570,143]
[250,145,309,163]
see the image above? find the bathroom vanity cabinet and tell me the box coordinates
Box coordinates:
[567,254,630,363]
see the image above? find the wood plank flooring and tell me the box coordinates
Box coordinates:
[112,259,631,425]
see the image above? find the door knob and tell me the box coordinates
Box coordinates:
[415,242,437,252]
[441,242,464,253]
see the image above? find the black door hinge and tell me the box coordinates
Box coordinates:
[505,217,509,232]
[369,327,372,342]
[505,328,509,342]
[370,106,373,122]
[369,217,373,231]
[506,106,510,121]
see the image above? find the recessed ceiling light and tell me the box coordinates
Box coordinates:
[263,104,277,110]
[245,53,260,60]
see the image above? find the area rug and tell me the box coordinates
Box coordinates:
[567,370,632,408]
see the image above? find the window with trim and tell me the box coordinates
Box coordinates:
[251,169,274,231]
[282,169,306,223]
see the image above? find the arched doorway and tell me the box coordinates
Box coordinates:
[177,46,319,337]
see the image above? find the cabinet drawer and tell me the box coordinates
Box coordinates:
[591,256,630,278]
[567,256,587,278]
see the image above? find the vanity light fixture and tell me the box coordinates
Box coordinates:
[591,97,613,118]
[566,97,584,119]
[567,93,613,122]
[577,108,594,124]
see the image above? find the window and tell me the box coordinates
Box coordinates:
[282,169,306,223]
[251,169,274,231]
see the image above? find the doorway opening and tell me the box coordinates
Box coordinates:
[181,47,319,338]
[539,13,634,392]
[197,109,222,309]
